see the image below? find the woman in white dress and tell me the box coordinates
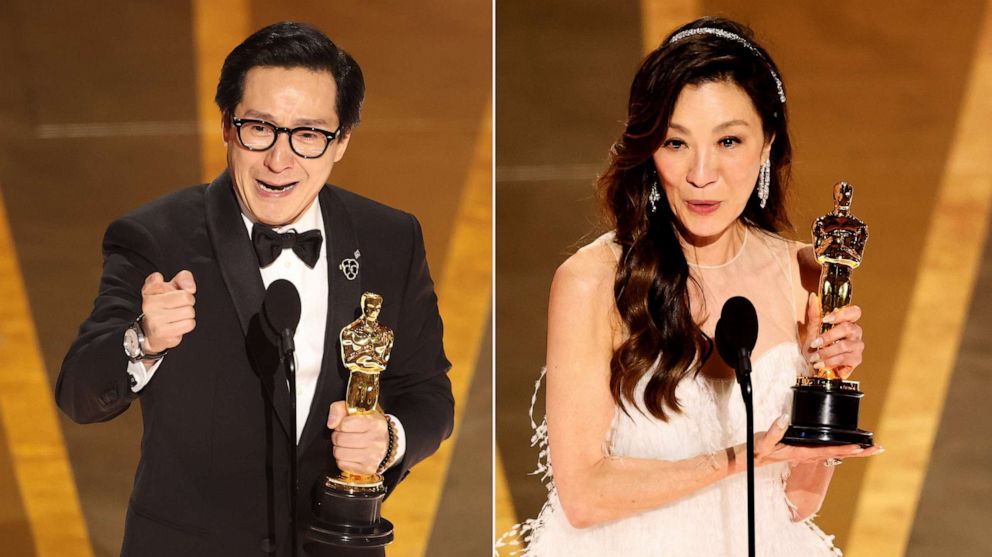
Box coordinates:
[510,17,883,556]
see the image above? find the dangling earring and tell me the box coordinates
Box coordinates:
[757,160,771,208]
[649,180,661,214]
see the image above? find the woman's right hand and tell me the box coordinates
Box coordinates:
[740,413,883,470]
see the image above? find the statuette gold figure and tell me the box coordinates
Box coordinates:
[329,292,394,490]
[307,292,396,550]
[783,181,874,447]
[811,182,868,380]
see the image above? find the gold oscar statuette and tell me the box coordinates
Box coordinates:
[329,292,394,490]
[782,182,874,447]
[810,181,868,380]
[305,292,395,551]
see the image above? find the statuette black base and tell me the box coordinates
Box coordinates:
[782,377,873,448]
[304,481,394,553]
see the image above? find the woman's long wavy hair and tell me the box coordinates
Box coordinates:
[601,17,794,421]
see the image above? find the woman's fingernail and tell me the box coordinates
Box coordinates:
[808,352,821,364]
[777,414,789,427]
[810,337,824,349]
[876,446,885,454]
[813,361,825,370]
[822,313,835,324]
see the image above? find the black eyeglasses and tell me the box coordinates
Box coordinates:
[231,117,341,159]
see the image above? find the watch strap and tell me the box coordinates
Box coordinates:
[130,314,169,361]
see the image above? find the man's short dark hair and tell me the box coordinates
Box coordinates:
[215,21,365,133]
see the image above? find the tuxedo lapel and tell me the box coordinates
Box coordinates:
[205,172,292,438]
[299,186,362,451]
[204,172,265,334]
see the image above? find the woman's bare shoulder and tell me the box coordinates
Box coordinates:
[554,232,620,296]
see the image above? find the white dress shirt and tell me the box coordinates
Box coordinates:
[125,198,404,466]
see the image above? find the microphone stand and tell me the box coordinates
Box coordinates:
[280,330,297,557]
[735,347,755,557]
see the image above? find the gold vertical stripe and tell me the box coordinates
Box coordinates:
[640,0,699,54]
[381,104,493,556]
[192,0,251,183]
[845,5,992,556]
[0,188,94,556]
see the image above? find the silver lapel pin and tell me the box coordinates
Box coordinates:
[339,249,360,281]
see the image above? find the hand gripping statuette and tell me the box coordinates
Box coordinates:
[306,292,395,550]
[783,182,874,447]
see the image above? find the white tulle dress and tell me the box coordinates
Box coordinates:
[505,229,843,557]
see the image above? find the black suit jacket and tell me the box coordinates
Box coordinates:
[56,172,454,556]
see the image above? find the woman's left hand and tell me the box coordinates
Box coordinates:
[803,293,864,379]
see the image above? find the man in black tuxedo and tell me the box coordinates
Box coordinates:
[56,22,453,557]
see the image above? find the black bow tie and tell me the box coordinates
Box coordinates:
[251,224,323,268]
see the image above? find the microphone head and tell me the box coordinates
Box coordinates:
[714,296,759,368]
[262,279,302,335]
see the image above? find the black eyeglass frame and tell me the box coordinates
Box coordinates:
[231,117,342,159]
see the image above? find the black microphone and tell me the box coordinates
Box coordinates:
[260,278,302,557]
[261,279,301,354]
[715,295,759,378]
[714,295,759,557]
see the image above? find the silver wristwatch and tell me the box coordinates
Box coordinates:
[123,314,168,363]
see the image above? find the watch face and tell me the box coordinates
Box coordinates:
[124,327,141,358]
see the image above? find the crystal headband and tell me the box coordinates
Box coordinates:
[667,27,786,103]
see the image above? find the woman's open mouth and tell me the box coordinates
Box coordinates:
[686,200,720,215]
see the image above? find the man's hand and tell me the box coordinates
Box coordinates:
[327,401,389,475]
[140,270,197,354]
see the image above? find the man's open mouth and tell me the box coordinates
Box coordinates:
[257,180,299,193]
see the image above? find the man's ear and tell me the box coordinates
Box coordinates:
[221,115,232,146]
[332,131,352,163]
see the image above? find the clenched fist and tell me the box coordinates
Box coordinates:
[327,401,390,476]
[140,270,197,354]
